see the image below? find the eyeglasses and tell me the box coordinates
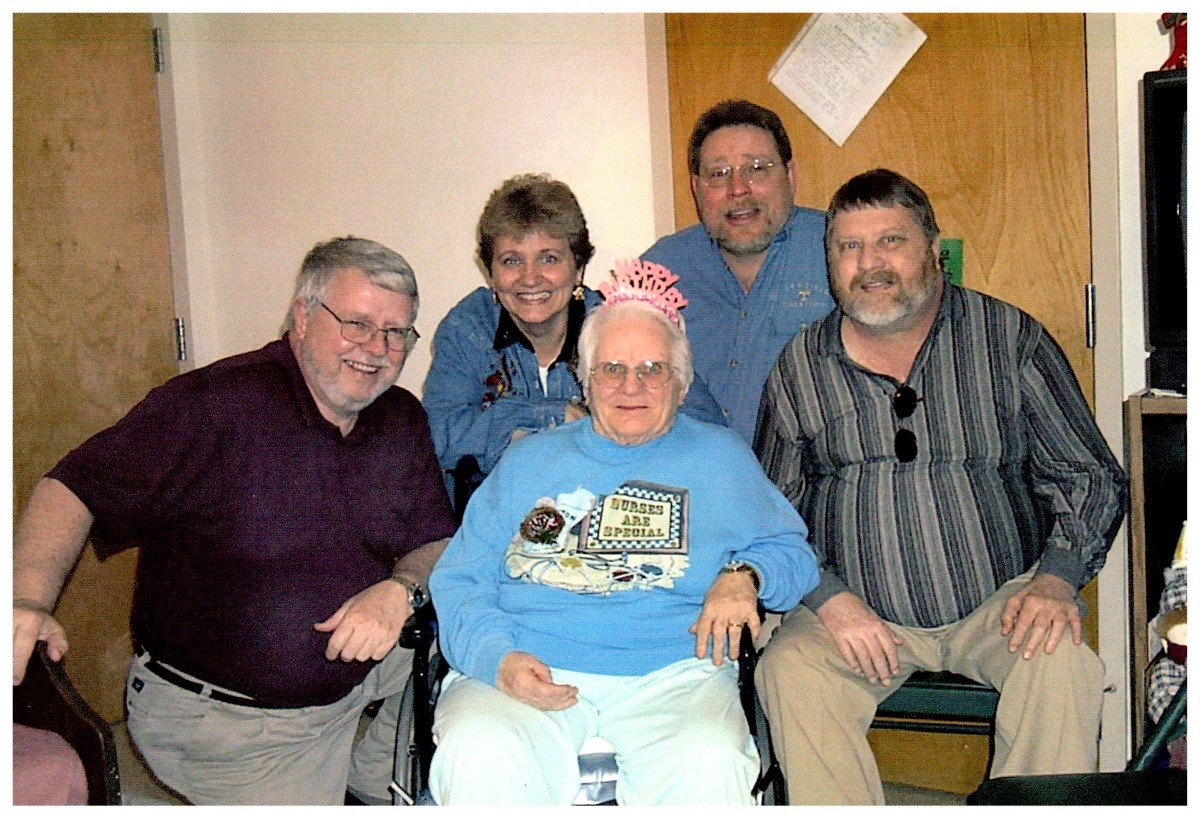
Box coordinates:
[589,360,678,390]
[893,384,920,462]
[320,302,419,353]
[697,158,779,189]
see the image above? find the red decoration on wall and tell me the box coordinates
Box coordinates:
[1161,13,1187,70]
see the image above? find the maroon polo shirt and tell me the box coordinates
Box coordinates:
[49,339,455,707]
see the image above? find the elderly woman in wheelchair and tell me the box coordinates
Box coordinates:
[427,261,818,805]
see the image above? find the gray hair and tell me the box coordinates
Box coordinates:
[576,300,694,404]
[282,236,419,334]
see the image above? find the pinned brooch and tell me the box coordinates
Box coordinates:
[481,358,512,408]
[520,505,566,545]
[596,259,687,328]
[482,369,506,408]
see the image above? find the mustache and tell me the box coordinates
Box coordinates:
[345,354,392,368]
[723,198,762,215]
[848,269,899,290]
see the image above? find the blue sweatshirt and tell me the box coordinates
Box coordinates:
[430,414,819,686]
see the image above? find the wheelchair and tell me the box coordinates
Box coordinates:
[392,455,786,805]
[389,604,784,805]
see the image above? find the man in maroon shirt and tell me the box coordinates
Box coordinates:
[12,237,456,804]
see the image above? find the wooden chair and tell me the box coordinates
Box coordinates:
[13,641,122,805]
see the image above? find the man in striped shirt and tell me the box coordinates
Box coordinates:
[753,169,1127,805]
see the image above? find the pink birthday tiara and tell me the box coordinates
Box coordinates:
[596,259,687,327]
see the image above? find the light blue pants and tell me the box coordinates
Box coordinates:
[429,656,758,805]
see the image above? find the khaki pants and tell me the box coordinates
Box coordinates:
[755,571,1104,805]
[126,645,412,805]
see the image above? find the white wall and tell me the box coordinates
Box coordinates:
[156,13,671,396]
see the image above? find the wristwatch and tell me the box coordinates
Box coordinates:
[391,573,429,611]
[722,560,761,592]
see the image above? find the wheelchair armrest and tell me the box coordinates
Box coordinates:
[452,455,484,524]
[398,602,439,794]
[738,624,758,736]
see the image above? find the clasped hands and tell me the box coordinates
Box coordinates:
[816,572,1082,686]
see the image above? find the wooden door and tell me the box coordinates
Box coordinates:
[665,13,1092,795]
[665,13,1092,401]
[13,13,178,721]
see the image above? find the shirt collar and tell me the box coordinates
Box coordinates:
[492,294,587,368]
[774,204,799,241]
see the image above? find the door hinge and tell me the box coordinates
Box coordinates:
[174,317,187,362]
[152,27,165,74]
[1085,283,1096,349]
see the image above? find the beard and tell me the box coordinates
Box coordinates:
[708,196,786,258]
[835,259,943,333]
[299,340,396,417]
[714,224,776,257]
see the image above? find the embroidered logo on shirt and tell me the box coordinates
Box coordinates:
[505,483,689,595]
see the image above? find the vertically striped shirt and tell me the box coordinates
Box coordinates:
[754,283,1127,628]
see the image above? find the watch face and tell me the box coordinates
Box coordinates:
[409,585,428,609]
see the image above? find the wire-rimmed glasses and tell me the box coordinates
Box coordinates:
[589,360,678,390]
[697,158,779,189]
[320,302,419,353]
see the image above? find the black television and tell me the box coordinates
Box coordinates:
[1142,69,1187,391]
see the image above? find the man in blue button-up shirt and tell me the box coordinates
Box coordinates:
[643,100,835,443]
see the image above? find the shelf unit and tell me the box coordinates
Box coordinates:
[1123,390,1186,747]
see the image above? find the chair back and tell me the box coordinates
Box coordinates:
[13,641,122,805]
[451,455,485,525]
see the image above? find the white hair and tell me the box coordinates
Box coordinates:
[575,300,693,404]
